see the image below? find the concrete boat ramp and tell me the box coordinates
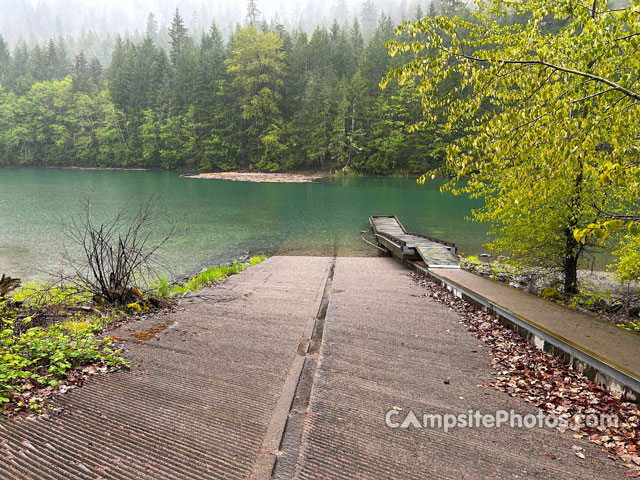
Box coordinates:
[368,215,640,401]
[0,256,626,479]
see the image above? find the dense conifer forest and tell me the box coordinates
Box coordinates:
[0,2,471,173]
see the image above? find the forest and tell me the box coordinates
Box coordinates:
[0,2,471,174]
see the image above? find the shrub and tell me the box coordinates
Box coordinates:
[0,306,127,404]
[63,196,173,305]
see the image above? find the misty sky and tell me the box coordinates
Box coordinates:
[0,0,429,45]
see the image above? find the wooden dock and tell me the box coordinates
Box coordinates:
[368,215,640,400]
[369,215,460,268]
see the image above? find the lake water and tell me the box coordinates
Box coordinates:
[0,168,489,281]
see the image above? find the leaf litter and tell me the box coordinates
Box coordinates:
[411,273,640,477]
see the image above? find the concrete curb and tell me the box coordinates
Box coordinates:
[408,261,640,402]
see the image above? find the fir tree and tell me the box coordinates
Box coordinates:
[146,13,159,40]
[169,9,188,66]
[247,0,260,26]
[71,51,89,92]
[0,35,10,86]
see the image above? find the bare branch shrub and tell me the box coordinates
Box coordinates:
[63,195,172,305]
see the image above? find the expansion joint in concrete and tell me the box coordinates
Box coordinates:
[251,257,335,480]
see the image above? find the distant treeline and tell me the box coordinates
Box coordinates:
[0,5,466,174]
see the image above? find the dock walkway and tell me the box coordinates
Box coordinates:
[369,215,459,268]
[370,215,640,399]
[430,267,640,397]
[0,256,624,479]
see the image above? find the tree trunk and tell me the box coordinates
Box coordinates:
[563,229,579,296]
[562,153,585,298]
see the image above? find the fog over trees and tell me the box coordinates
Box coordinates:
[0,0,475,174]
[0,0,431,57]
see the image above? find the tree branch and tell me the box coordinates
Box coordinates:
[452,50,640,101]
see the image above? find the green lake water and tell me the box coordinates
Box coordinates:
[0,168,489,281]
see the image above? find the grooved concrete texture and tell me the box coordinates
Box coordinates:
[0,256,625,479]
[292,257,622,479]
[0,256,331,480]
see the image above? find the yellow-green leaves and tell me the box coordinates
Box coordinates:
[386,0,640,282]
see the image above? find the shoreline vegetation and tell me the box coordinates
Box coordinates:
[0,165,446,180]
[180,171,329,183]
[461,256,640,335]
[0,255,265,416]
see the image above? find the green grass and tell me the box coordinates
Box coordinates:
[173,255,266,295]
[149,277,171,298]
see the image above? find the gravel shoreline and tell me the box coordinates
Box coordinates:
[180,171,328,183]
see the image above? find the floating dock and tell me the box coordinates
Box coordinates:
[369,215,460,268]
[367,215,640,401]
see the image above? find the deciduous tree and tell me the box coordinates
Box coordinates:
[226,26,286,169]
[384,0,640,294]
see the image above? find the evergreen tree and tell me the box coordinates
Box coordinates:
[438,0,467,17]
[281,30,309,120]
[350,20,364,53]
[226,25,286,170]
[360,0,377,38]
[247,0,260,26]
[31,44,47,81]
[308,27,333,79]
[55,37,69,77]
[171,37,199,114]
[330,21,350,78]
[168,9,188,66]
[10,41,31,93]
[88,57,103,84]
[0,35,10,86]
[146,13,159,40]
[426,2,436,18]
[45,40,58,80]
[71,51,90,92]
[398,0,409,21]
